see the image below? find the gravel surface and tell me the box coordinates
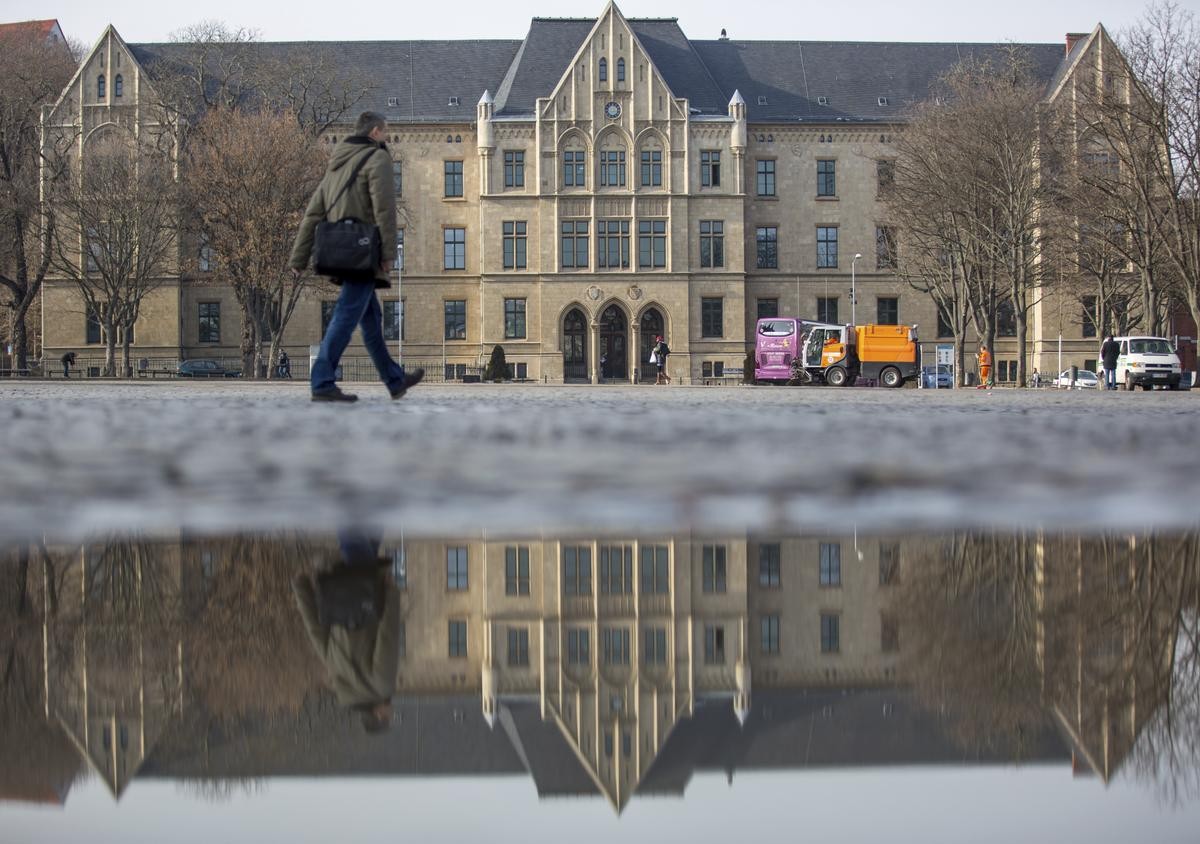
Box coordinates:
[0,380,1196,542]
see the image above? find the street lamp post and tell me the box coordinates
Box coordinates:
[850,253,863,326]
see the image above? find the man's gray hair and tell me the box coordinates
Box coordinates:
[355,111,387,136]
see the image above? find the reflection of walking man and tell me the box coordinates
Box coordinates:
[293,527,402,733]
[976,344,992,389]
[1101,335,1120,390]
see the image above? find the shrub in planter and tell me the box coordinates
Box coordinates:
[484,344,508,382]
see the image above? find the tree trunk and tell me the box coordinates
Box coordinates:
[103,328,117,377]
[266,336,281,381]
[12,318,28,372]
[121,336,132,379]
[240,319,256,380]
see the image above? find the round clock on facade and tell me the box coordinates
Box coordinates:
[604,101,621,119]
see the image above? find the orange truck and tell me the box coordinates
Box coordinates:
[756,318,919,387]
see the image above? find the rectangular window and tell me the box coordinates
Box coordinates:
[504,298,526,340]
[876,226,897,270]
[758,543,781,587]
[702,545,727,593]
[444,300,466,340]
[86,304,102,344]
[700,220,724,268]
[701,297,723,338]
[701,150,721,187]
[640,150,662,187]
[505,546,530,595]
[756,159,776,196]
[597,219,631,269]
[198,238,213,273]
[638,220,666,268]
[443,227,466,270]
[756,226,778,269]
[444,160,464,197]
[877,159,895,194]
[321,300,337,335]
[817,226,839,269]
[879,542,900,585]
[383,299,403,342]
[603,627,630,665]
[561,220,589,269]
[819,542,842,586]
[600,545,634,594]
[503,151,525,188]
[817,159,836,197]
[820,613,840,654]
[643,627,668,664]
[704,625,726,664]
[393,160,403,195]
[563,150,586,187]
[600,150,626,187]
[639,545,670,594]
[395,228,404,271]
[761,615,780,655]
[1082,296,1098,338]
[507,628,530,666]
[937,304,953,339]
[502,221,527,270]
[881,615,900,653]
[997,300,1017,337]
[701,361,725,378]
[198,302,220,344]
[817,297,838,325]
[877,297,899,325]
[449,620,468,657]
[567,628,590,664]
[446,546,469,590]
[757,298,779,319]
[562,546,593,595]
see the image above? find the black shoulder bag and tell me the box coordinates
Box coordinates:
[311,150,383,281]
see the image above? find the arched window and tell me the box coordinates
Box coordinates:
[97,74,105,99]
[599,57,608,82]
[114,74,123,97]
[617,58,626,82]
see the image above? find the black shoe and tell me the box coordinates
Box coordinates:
[312,387,359,403]
[390,368,425,400]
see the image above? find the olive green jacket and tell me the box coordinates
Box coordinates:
[290,135,397,287]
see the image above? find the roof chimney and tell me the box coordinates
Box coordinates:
[720,28,728,40]
[1065,32,1089,57]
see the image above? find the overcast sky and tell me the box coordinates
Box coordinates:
[4,0,1196,47]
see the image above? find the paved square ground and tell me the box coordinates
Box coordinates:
[0,381,1196,541]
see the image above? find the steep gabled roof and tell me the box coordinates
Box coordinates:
[0,18,66,45]
[691,40,1069,123]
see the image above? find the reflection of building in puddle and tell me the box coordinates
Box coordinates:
[3,531,1194,812]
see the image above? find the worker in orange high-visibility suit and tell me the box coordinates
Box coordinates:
[976,345,992,389]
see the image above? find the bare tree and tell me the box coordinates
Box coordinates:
[0,28,77,370]
[49,133,179,376]
[182,108,325,378]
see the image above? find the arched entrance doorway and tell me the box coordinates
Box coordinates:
[563,308,588,381]
[638,308,665,383]
[599,305,628,382]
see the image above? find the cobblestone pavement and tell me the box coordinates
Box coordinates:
[0,381,1196,542]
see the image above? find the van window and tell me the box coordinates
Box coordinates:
[1120,341,1128,355]
[1129,338,1172,355]
[758,320,795,337]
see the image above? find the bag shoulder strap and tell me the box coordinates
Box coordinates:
[326,147,378,214]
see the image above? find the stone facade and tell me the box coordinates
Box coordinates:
[39,5,1136,383]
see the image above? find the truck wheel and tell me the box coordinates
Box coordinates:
[880,367,903,388]
[1125,373,1134,391]
[826,366,848,387]
[1142,383,1153,391]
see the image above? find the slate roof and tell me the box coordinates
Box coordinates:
[126,19,1078,125]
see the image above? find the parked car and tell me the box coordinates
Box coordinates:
[921,365,953,388]
[1053,369,1098,389]
[177,359,241,378]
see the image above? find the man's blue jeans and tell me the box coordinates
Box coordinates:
[311,281,404,394]
[1105,368,1117,390]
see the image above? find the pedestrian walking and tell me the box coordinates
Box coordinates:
[276,349,292,379]
[1031,368,1041,389]
[652,335,671,385]
[292,526,401,733]
[976,344,992,389]
[60,351,76,379]
[1100,335,1120,390]
[290,111,423,403]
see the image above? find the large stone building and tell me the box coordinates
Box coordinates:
[39,4,1136,382]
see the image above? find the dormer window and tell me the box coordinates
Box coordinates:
[599,57,608,82]
[97,74,105,99]
[757,95,768,106]
[387,96,398,107]
[617,58,625,82]
[817,96,830,106]
[448,96,460,107]
[114,75,123,97]
[877,96,889,106]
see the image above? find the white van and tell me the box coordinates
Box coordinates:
[1106,336,1183,391]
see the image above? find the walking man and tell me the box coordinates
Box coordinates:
[653,335,671,385]
[291,111,422,402]
[976,344,992,389]
[1100,335,1120,390]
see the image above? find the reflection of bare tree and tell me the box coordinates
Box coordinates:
[173,777,264,803]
